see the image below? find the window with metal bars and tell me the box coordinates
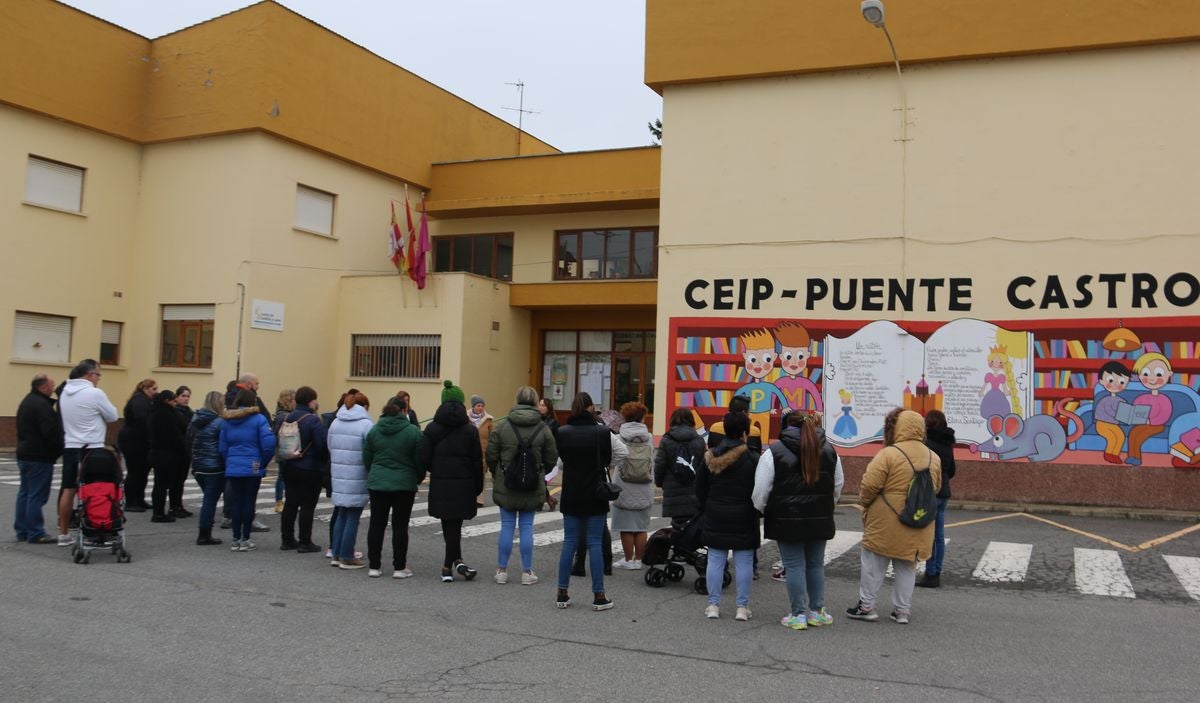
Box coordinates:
[351,334,441,379]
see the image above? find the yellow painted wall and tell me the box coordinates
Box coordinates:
[0,104,141,403]
[653,43,1200,429]
[645,0,1200,91]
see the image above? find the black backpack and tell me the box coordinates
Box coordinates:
[669,440,697,485]
[881,447,938,528]
[503,422,544,492]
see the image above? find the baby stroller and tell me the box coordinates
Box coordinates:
[642,526,731,593]
[72,447,131,564]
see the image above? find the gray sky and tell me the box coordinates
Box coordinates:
[59,0,663,153]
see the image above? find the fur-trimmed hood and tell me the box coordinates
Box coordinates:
[705,439,748,474]
[223,406,262,423]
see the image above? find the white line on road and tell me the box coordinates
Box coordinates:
[973,542,1033,583]
[1074,548,1135,598]
[825,530,863,565]
[886,539,948,578]
[458,510,563,538]
[1163,555,1200,601]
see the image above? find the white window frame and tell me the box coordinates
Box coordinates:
[100,320,123,366]
[294,184,336,237]
[24,156,85,214]
[12,311,73,364]
[160,305,216,369]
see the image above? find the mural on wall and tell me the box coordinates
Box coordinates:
[668,316,1200,467]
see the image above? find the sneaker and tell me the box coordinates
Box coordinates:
[781,614,808,630]
[339,558,366,570]
[441,568,454,583]
[296,543,322,554]
[771,568,787,583]
[807,608,834,627]
[846,602,879,621]
[521,571,539,586]
[239,540,257,552]
[324,548,333,558]
[592,596,614,611]
[494,569,509,585]
[250,519,271,533]
[368,569,383,578]
[455,562,478,581]
[230,540,242,552]
[735,607,752,622]
[57,534,74,547]
[889,610,910,625]
[219,518,231,529]
[556,592,572,609]
[330,559,342,567]
[916,573,941,589]
[705,605,720,619]
[630,560,643,570]
[274,501,284,513]
[30,535,56,544]
[279,540,298,551]
[393,569,413,579]
[613,558,632,570]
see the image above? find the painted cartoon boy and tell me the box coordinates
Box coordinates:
[1092,360,1132,464]
[772,321,824,412]
[735,327,789,436]
[1126,353,1173,466]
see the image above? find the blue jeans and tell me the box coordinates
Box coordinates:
[707,548,754,607]
[928,497,949,576]
[14,460,54,541]
[193,473,224,531]
[274,470,285,502]
[558,514,606,593]
[225,476,261,541]
[331,506,364,561]
[778,540,827,615]
[498,508,535,571]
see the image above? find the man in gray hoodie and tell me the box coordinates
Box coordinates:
[57,359,118,545]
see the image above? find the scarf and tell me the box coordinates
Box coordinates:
[468,409,492,428]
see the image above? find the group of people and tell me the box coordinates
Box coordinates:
[14,358,955,625]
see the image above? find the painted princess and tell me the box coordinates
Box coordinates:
[832,388,861,439]
[978,344,1013,419]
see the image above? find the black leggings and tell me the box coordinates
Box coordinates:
[151,457,183,515]
[441,519,464,568]
[281,467,323,545]
[368,490,416,570]
[122,445,150,505]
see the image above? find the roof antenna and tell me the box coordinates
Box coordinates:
[502,79,539,156]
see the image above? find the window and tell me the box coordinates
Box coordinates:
[99,321,122,366]
[294,184,335,236]
[12,312,72,363]
[351,334,441,378]
[555,228,657,280]
[541,330,656,413]
[25,156,85,213]
[160,305,214,368]
[432,233,514,280]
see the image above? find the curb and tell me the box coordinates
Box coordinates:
[838,498,1198,523]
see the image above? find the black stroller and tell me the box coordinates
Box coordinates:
[642,525,731,593]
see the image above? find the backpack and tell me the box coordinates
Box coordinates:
[275,415,307,461]
[881,447,938,528]
[503,422,544,492]
[79,482,121,531]
[668,441,697,485]
[620,439,654,484]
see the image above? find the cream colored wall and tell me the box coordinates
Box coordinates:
[0,104,141,404]
[454,275,532,419]
[434,210,660,284]
[654,43,1200,430]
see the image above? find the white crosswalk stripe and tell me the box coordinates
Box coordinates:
[1074,548,1136,598]
[885,539,949,578]
[824,530,863,565]
[1163,555,1200,601]
[973,542,1034,583]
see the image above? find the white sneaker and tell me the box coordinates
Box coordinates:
[324,548,333,558]
[330,559,342,567]
[613,558,632,569]
[735,607,752,621]
[705,605,720,619]
[368,569,382,578]
[239,540,257,552]
[630,560,643,570]
[393,568,413,579]
[230,540,241,552]
[494,569,509,584]
[57,534,73,547]
[521,571,539,586]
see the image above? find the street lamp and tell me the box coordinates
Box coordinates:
[861,0,885,28]
[859,0,907,142]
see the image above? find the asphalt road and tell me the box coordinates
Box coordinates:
[1,454,1197,702]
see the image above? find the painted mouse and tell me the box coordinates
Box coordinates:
[972,399,1085,462]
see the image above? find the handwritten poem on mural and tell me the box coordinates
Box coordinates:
[925,344,986,429]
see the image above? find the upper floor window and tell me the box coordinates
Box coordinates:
[25,156,85,213]
[555,228,657,280]
[99,321,123,366]
[294,184,335,236]
[12,311,72,363]
[433,233,513,280]
[160,305,214,369]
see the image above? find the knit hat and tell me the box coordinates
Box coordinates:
[470,394,485,407]
[441,379,465,404]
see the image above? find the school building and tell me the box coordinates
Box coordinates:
[2,0,1197,510]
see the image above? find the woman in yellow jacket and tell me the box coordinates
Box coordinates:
[846,409,941,625]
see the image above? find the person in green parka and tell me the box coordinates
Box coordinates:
[363,396,424,579]
[485,386,560,585]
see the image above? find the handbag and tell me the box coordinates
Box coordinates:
[592,428,622,502]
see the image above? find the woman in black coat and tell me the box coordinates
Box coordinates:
[118,379,157,511]
[919,409,957,588]
[418,381,482,582]
[696,411,760,621]
[148,389,189,521]
[553,392,614,611]
[654,408,706,530]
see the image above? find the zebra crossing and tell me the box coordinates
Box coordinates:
[2,466,1198,602]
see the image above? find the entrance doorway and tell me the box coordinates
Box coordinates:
[541,330,655,421]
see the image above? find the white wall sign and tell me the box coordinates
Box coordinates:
[250,299,285,332]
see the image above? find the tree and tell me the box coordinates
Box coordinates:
[648,118,662,144]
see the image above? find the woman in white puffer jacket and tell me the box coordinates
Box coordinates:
[327,392,373,570]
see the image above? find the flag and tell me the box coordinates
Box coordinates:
[404,185,417,280]
[388,201,405,272]
[412,193,431,290]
